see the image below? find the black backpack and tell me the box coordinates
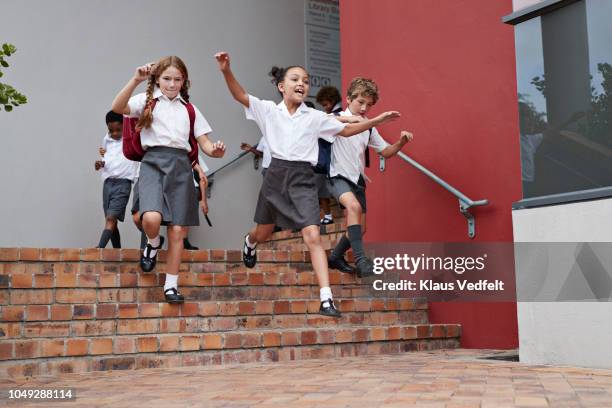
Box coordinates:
[313,138,333,175]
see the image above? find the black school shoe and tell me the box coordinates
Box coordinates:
[355,257,375,278]
[243,235,257,268]
[328,255,355,274]
[319,299,341,318]
[164,287,184,304]
[140,236,165,273]
[183,238,199,250]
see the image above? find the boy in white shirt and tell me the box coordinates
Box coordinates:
[95,111,139,248]
[327,78,414,277]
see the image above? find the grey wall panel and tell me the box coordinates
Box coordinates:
[0,0,306,248]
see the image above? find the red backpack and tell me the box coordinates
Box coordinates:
[123,99,199,167]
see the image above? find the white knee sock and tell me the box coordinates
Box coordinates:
[245,234,257,250]
[320,287,333,307]
[145,235,160,258]
[164,273,178,291]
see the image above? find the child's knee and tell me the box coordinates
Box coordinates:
[302,227,321,246]
[346,200,362,215]
[142,211,161,224]
[168,225,186,240]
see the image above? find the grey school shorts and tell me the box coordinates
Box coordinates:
[139,146,199,226]
[102,178,132,222]
[329,175,367,213]
[254,158,320,230]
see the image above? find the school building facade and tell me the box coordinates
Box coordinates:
[1,0,612,374]
[343,0,612,367]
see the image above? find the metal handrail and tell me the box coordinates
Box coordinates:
[205,151,257,198]
[206,151,251,179]
[379,150,488,238]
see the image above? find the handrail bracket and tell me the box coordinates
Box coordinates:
[459,200,476,239]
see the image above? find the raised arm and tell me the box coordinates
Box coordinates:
[338,111,401,137]
[215,52,249,108]
[111,64,152,115]
[380,131,413,158]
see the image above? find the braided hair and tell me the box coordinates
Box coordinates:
[136,56,191,129]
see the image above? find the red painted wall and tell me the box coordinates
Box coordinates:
[340,0,521,348]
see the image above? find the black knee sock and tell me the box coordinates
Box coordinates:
[97,229,113,248]
[347,225,366,263]
[331,235,351,259]
[110,228,121,249]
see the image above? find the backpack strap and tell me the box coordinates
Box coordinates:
[183,102,198,168]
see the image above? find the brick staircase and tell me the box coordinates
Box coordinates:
[0,220,461,378]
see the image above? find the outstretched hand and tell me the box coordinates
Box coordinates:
[399,131,414,144]
[240,142,254,152]
[210,140,226,158]
[214,52,230,72]
[376,111,401,124]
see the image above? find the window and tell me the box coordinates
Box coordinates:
[514,0,612,198]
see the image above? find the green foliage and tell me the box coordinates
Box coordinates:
[0,43,27,112]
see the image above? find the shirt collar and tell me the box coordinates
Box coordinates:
[153,87,186,103]
[276,100,310,117]
[104,132,120,143]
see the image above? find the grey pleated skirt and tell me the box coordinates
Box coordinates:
[138,146,199,226]
[254,158,320,230]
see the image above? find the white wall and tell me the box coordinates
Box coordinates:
[513,197,612,368]
[0,0,306,249]
[513,0,546,12]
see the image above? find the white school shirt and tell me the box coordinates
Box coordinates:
[100,134,139,181]
[245,95,345,166]
[255,136,272,169]
[127,88,212,152]
[329,108,390,184]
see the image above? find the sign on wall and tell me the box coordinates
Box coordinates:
[305,0,340,98]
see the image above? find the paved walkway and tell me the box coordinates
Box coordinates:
[2,350,612,407]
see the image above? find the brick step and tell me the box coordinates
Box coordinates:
[4,283,394,307]
[1,297,426,322]
[260,232,347,251]
[1,265,368,290]
[263,222,346,246]
[0,248,321,263]
[2,313,429,341]
[0,324,461,377]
